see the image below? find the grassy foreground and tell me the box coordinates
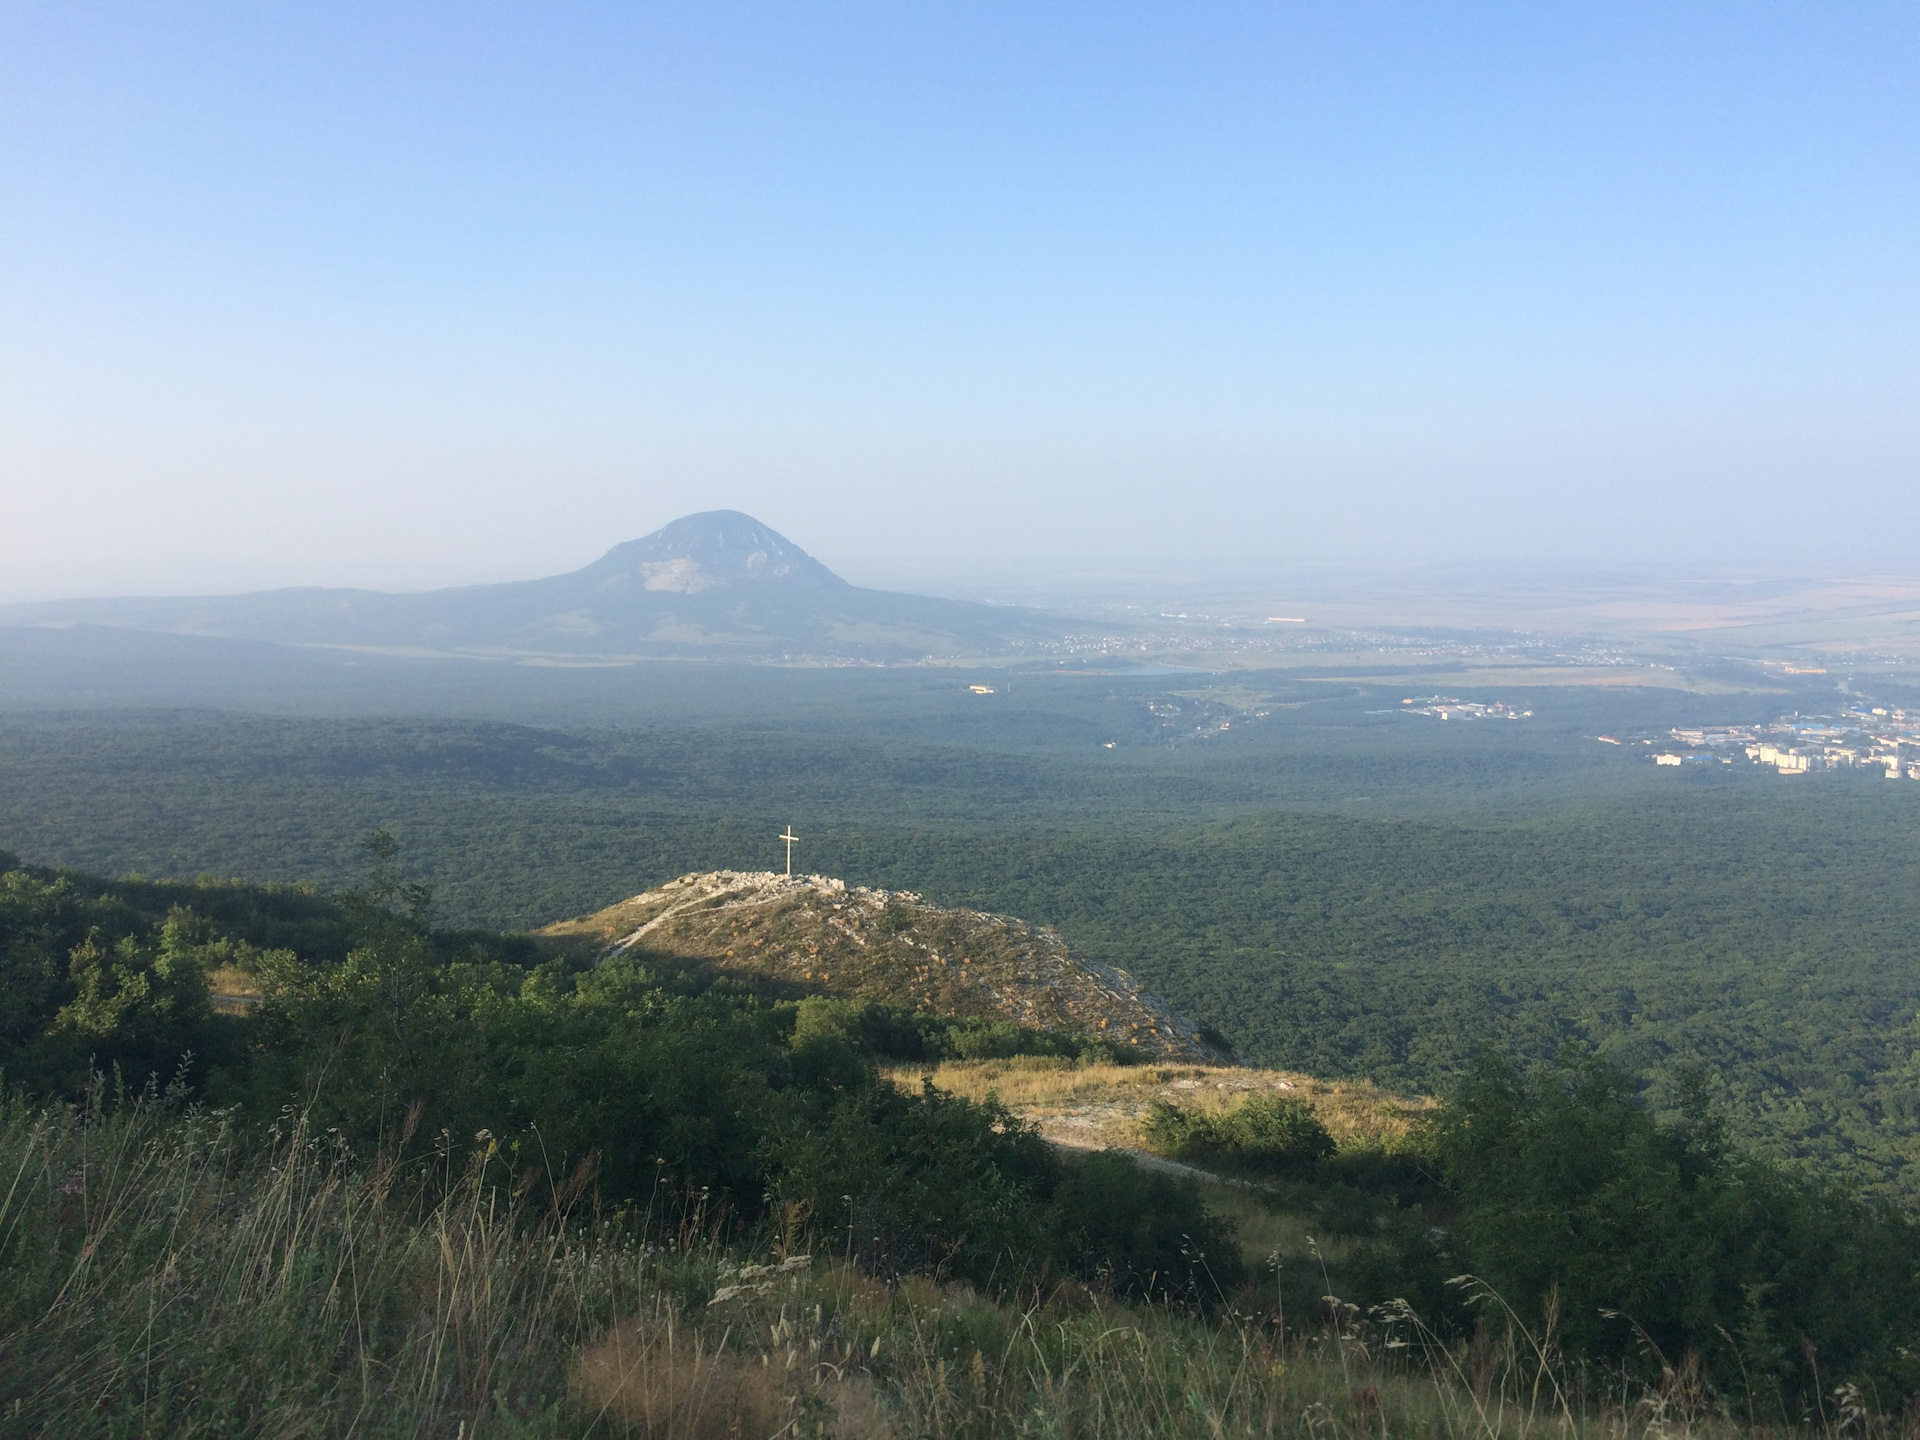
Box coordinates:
[0,1091,1884,1440]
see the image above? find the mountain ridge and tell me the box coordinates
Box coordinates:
[0,511,1055,661]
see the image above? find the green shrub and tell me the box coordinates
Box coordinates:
[779,996,1135,1066]
[769,1083,1244,1306]
[767,1079,1058,1285]
[1143,1093,1336,1175]
[1050,1150,1247,1305]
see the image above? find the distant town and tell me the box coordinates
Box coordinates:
[1635,706,1920,777]
[1400,696,1532,720]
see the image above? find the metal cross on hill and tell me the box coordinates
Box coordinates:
[778,826,800,878]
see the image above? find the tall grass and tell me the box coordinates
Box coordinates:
[0,1086,642,1436]
[0,1091,1898,1439]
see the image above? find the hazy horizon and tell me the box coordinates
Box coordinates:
[9,505,1916,612]
[6,4,1918,603]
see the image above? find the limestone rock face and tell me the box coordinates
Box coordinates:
[537,870,1231,1065]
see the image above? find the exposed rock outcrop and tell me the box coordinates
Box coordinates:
[538,870,1231,1064]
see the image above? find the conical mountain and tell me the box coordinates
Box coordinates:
[0,511,1052,661]
[578,511,849,594]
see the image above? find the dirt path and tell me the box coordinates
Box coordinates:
[1034,1113,1252,1187]
[1048,1134,1249,1186]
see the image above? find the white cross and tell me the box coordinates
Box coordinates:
[778,826,800,878]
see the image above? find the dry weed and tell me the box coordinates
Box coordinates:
[573,1315,892,1439]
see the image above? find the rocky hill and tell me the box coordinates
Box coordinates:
[537,870,1230,1064]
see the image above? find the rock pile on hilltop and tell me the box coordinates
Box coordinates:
[538,870,1230,1064]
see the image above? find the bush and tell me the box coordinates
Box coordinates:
[766,1079,1060,1285]
[781,996,1135,1066]
[767,1081,1245,1306]
[940,1016,1117,1063]
[1050,1150,1246,1305]
[1143,1093,1336,1176]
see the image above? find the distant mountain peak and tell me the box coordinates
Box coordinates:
[580,511,849,594]
[0,507,1052,660]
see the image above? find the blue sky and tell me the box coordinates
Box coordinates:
[3,3,1916,597]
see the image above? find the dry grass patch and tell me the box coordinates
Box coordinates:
[885,1058,1434,1156]
[204,963,260,994]
[572,1314,892,1439]
[205,964,263,1013]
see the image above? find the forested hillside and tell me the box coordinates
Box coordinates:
[2,675,1917,1201]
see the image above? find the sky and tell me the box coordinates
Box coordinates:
[3,3,1918,600]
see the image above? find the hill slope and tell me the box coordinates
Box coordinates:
[0,510,1057,660]
[538,869,1231,1064]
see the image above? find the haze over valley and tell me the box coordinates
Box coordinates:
[6,5,1920,1434]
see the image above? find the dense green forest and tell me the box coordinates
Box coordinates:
[4,671,1917,1204]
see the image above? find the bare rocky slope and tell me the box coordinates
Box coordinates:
[537,870,1231,1064]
